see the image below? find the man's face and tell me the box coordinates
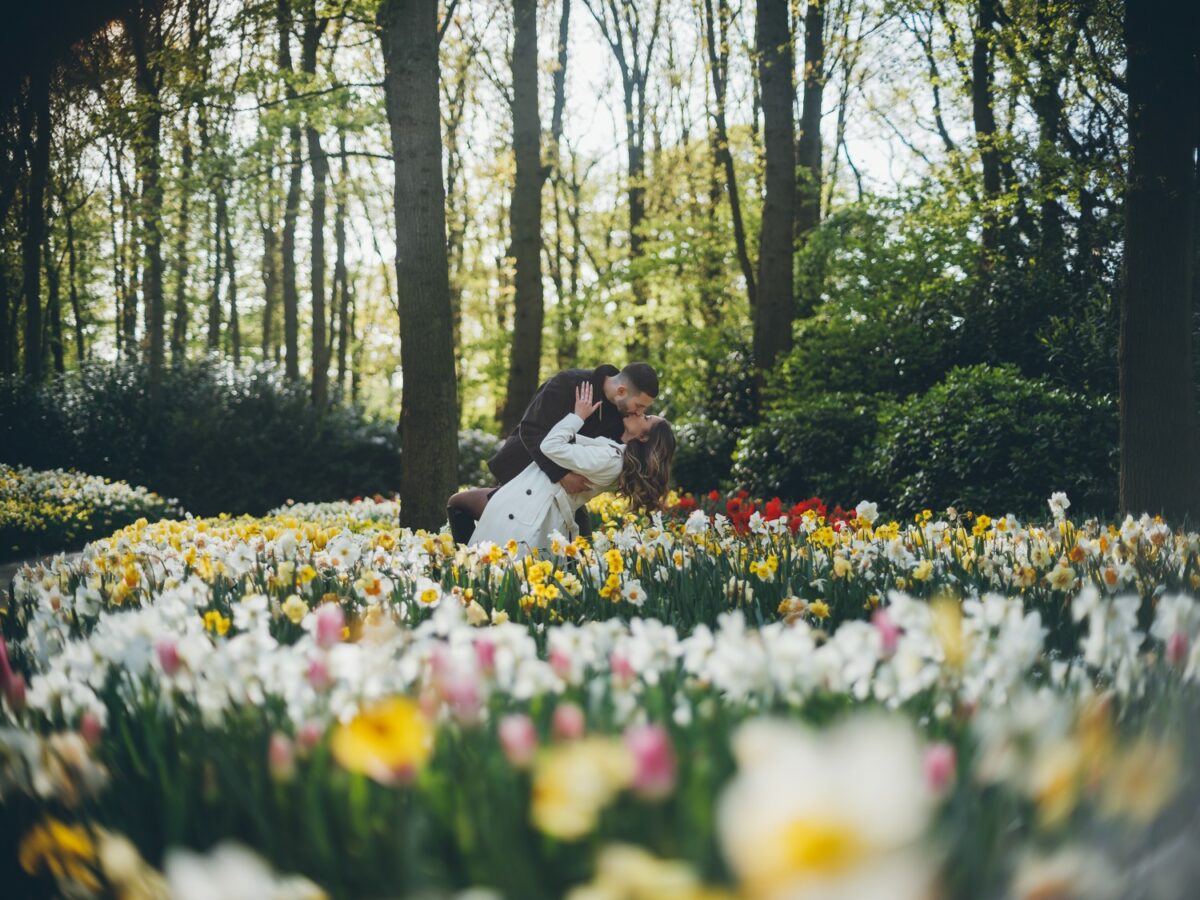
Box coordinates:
[615,389,654,416]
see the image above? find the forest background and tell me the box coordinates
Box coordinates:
[0,0,1197,529]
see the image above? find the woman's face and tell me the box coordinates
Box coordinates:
[621,413,662,443]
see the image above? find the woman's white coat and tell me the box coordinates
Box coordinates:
[470,412,624,553]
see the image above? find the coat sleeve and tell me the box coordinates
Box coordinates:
[540,414,623,485]
[515,372,577,483]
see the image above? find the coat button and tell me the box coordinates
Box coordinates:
[526,489,532,495]
[508,513,514,520]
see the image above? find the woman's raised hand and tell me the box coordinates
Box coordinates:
[574,382,602,419]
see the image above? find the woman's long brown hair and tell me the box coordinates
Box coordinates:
[617,419,676,512]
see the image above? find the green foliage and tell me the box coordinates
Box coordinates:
[868,364,1118,517]
[457,428,500,487]
[0,359,399,517]
[729,393,881,507]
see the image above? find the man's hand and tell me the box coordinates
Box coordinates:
[559,472,592,494]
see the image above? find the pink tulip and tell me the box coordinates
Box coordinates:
[872,609,900,657]
[156,639,182,676]
[444,673,483,724]
[5,674,25,712]
[297,720,324,752]
[315,604,345,648]
[551,702,586,741]
[624,724,676,800]
[610,652,635,685]
[498,713,538,769]
[306,657,332,691]
[474,638,497,673]
[269,732,296,782]
[80,711,104,747]
[1167,631,1189,667]
[549,647,571,679]
[924,742,957,792]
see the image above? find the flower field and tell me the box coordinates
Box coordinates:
[2,492,1199,898]
[1,464,185,562]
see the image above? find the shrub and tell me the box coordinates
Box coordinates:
[671,416,740,495]
[729,393,881,507]
[868,364,1118,517]
[457,428,500,487]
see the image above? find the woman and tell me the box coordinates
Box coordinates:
[470,382,675,554]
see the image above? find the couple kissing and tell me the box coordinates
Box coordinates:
[446,363,676,556]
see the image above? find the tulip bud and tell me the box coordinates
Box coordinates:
[269,732,296,782]
[1167,631,1189,667]
[80,711,104,747]
[624,724,676,800]
[872,609,900,657]
[474,638,497,673]
[306,657,332,691]
[315,604,345,649]
[924,742,957,792]
[297,720,324,753]
[498,714,538,769]
[156,639,182,676]
[5,674,26,712]
[551,702,586,741]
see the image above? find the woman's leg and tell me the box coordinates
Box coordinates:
[446,488,493,545]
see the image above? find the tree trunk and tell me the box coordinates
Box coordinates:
[971,0,1003,259]
[302,5,330,406]
[794,0,824,317]
[66,206,84,364]
[334,136,350,392]
[378,0,460,529]
[260,183,281,362]
[224,209,239,363]
[44,229,65,374]
[500,0,545,433]
[701,0,756,310]
[129,0,166,382]
[753,0,795,374]
[278,0,302,381]
[0,86,32,375]
[208,182,225,350]
[1119,0,1200,519]
[23,63,51,380]
[172,107,191,365]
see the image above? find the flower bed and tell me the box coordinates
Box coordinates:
[0,464,184,562]
[1,494,1198,898]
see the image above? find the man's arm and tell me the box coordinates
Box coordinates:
[516,372,577,483]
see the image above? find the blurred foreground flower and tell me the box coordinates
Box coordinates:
[567,844,732,900]
[331,696,433,785]
[718,714,935,900]
[531,737,635,840]
[19,817,100,892]
[165,842,326,900]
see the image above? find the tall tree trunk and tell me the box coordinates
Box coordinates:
[753,0,795,375]
[302,4,330,406]
[23,64,51,380]
[208,182,225,349]
[66,206,84,364]
[971,0,1003,260]
[172,107,191,365]
[260,182,281,361]
[794,0,824,317]
[701,0,756,310]
[129,0,166,382]
[0,87,32,375]
[44,229,65,374]
[1119,0,1200,518]
[278,0,302,380]
[334,137,350,392]
[500,0,545,433]
[378,0,460,529]
[224,209,239,363]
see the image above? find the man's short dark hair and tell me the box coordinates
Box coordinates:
[621,362,659,397]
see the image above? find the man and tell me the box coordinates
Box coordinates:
[447,362,659,544]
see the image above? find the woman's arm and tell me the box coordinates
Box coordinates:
[541,413,622,486]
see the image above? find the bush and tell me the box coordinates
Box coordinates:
[457,428,500,487]
[729,393,881,507]
[868,364,1118,517]
[0,359,400,517]
[671,416,740,495]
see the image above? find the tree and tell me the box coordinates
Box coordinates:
[500,0,545,434]
[278,0,302,381]
[1118,0,1200,518]
[302,0,330,406]
[794,0,824,316]
[584,0,664,360]
[753,0,794,375]
[126,0,167,382]
[378,0,459,529]
[23,61,51,380]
